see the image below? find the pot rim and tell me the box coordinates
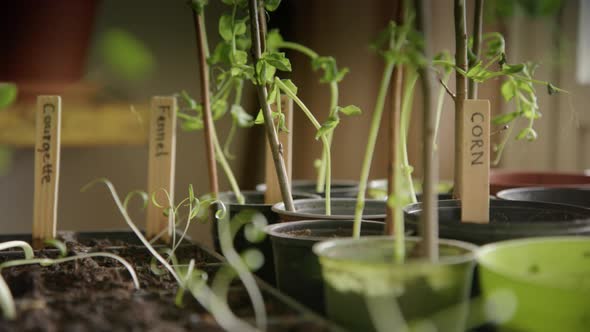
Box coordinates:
[217,190,320,207]
[313,235,478,267]
[497,186,590,198]
[272,198,387,220]
[264,219,384,243]
[404,199,590,230]
[255,179,359,193]
[477,236,590,291]
[490,170,590,186]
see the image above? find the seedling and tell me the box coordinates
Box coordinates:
[0,239,139,320]
[85,178,268,331]
[266,30,360,195]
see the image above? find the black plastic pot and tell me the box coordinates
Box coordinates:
[265,220,385,313]
[272,198,387,222]
[212,191,320,285]
[404,199,590,245]
[496,187,590,209]
[256,179,359,198]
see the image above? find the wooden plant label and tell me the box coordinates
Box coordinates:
[146,97,177,241]
[33,96,62,247]
[264,96,293,204]
[460,99,490,223]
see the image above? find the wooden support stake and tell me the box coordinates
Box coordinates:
[33,96,62,248]
[146,97,177,241]
[460,99,490,223]
[264,96,293,205]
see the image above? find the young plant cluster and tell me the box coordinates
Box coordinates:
[180,0,359,214]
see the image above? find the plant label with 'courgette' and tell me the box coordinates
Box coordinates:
[460,99,490,223]
[147,96,177,240]
[33,96,62,246]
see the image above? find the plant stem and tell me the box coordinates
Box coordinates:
[248,0,294,211]
[453,0,468,199]
[275,41,335,195]
[387,64,404,261]
[275,79,332,215]
[433,72,452,149]
[468,0,484,99]
[400,71,419,205]
[353,60,395,238]
[316,82,338,193]
[212,126,245,204]
[193,10,219,197]
[416,0,438,261]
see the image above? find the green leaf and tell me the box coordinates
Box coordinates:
[99,28,155,81]
[264,0,281,11]
[0,83,17,109]
[516,127,538,141]
[254,110,264,124]
[315,115,339,139]
[255,60,276,85]
[231,50,248,65]
[218,15,233,41]
[280,79,298,95]
[266,29,284,51]
[231,104,253,127]
[240,249,264,271]
[492,111,519,125]
[337,105,361,116]
[501,80,517,101]
[209,42,231,65]
[502,63,524,74]
[267,83,278,105]
[262,52,291,71]
[233,20,247,36]
[212,99,228,119]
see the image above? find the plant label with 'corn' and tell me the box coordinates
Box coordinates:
[147,97,177,241]
[265,96,293,204]
[33,96,62,247]
[460,99,490,223]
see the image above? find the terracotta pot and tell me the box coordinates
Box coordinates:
[0,0,99,95]
[489,170,590,195]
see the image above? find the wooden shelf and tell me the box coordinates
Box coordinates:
[0,102,149,147]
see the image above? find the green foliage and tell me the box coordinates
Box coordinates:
[486,0,564,19]
[315,105,361,139]
[190,0,208,15]
[264,0,281,12]
[0,83,17,110]
[311,56,349,83]
[44,239,68,258]
[99,28,155,81]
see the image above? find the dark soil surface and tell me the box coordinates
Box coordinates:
[0,235,333,332]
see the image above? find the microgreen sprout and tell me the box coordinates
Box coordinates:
[86,178,268,331]
[0,239,139,320]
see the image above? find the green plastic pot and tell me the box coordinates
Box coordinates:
[478,236,590,332]
[313,236,477,332]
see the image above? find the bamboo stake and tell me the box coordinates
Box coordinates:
[193,8,219,198]
[33,96,61,249]
[146,97,177,241]
[453,0,468,200]
[385,0,405,236]
[415,0,438,260]
[248,0,294,211]
[468,0,485,99]
[265,96,293,204]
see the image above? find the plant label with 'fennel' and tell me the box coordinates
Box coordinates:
[147,97,177,241]
[33,96,62,247]
[460,99,490,223]
[265,96,293,204]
